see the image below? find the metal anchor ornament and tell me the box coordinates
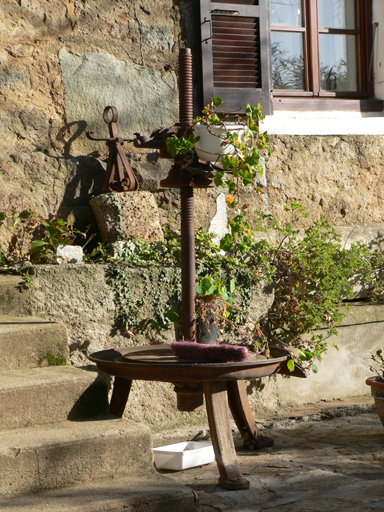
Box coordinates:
[86,106,139,193]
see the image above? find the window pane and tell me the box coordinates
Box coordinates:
[318,0,355,29]
[271,0,302,27]
[319,34,357,91]
[271,32,305,89]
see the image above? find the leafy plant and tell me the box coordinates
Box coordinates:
[0,209,40,268]
[250,204,370,371]
[29,212,85,263]
[369,349,384,381]
[103,205,377,372]
[193,96,224,126]
[214,103,273,192]
[166,97,273,196]
[0,210,85,269]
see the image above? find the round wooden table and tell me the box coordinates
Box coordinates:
[90,344,291,490]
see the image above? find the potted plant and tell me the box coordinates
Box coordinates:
[366,349,384,427]
[171,271,268,362]
[191,96,246,162]
[166,97,272,190]
[195,274,232,344]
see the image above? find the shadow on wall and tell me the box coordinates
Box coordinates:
[369,232,384,251]
[57,155,105,234]
[54,120,105,235]
[57,120,88,155]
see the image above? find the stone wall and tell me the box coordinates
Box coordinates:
[1,1,383,245]
[21,264,384,428]
[24,264,277,429]
[264,135,384,230]
[0,0,187,237]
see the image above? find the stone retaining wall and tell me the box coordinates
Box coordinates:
[24,264,277,430]
[22,264,384,429]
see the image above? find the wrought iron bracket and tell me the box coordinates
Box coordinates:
[86,106,139,193]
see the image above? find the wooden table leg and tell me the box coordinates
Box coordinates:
[204,381,250,490]
[227,380,274,450]
[109,377,132,417]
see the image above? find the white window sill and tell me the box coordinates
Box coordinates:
[261,111,384,136]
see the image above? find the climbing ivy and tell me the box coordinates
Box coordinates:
[105,233,183,334]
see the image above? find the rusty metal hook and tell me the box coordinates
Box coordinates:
[86,106,139,192]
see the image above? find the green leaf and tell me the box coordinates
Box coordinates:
[226,179,236,194]
[19,210,33,219]
[29,240,47,252]
[312,364,318,374]
[214,173,224,187]
[212,96,223,108]
[166,309,180,323]
[209,113,221,125]
[287,359,295,372]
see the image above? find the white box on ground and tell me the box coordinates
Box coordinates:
[153,441,215,470]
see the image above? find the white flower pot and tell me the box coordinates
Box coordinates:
[193,123,245,162]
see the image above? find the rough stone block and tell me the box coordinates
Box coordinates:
[0,366,109,429]
[0,275,29,316]
[90,191,164,243]
[0,419,154,498]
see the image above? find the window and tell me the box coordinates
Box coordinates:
[200,0,379,113]
[271,0,371,98]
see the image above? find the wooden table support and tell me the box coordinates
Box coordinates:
[227,380,274,450]
[109,377,132,418]
[204,381,250,490]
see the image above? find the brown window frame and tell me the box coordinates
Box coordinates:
[271,0,382,111]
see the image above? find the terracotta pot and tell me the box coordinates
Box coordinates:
[366,376,384,427]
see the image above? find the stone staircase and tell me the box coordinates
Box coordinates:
[0,275,198,511]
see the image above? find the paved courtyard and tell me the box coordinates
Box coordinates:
[154,399,384,511]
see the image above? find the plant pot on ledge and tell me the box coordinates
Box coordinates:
[193,123,245,163]
[366,376,384,427]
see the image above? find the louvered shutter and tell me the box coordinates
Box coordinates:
[200,0,272,114]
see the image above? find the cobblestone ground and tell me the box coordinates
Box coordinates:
[154,399,384,511]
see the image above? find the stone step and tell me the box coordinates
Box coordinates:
[0,472,198,512]
[0,418,155,499]
[0,316,69,370]
[335,300,384,327]
[0,274,29,316]
[0,366,109,430]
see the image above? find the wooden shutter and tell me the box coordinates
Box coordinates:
[200,0,272,114]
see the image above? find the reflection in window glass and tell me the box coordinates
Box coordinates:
[318,0,355,29]
[271,0,302,27]
[319,34,357,91]
[271,32,305,89]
